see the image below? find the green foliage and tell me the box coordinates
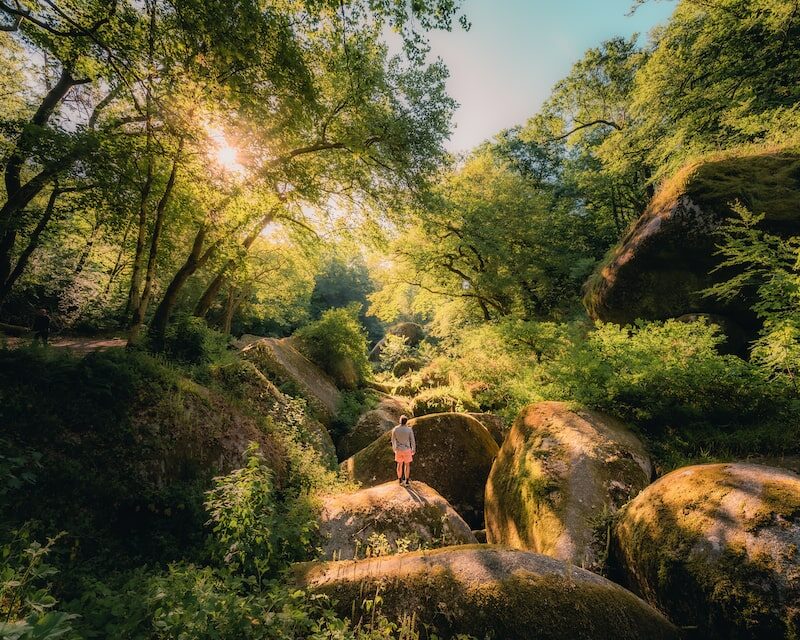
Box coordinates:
[205,443,317,585]
[294,307,371,389]
[161,314,230,365]
[0,529,76,640]
[378,334,414,373]
[410,386,479,417]
[331,390,379,443]
[707,205,800,389]
[310,255,384,343]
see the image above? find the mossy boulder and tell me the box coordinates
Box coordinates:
[469,412,508,446]
[294,545,679,640]
[583,149,800,336]
[341,413,499,528]
[614,462,800,639]
[392,357,424,378]
[485,402,652,572]
[241,336,340,422]
[317,481,476,560]
[336,395,410,460]
[369,322,426,362]
[214,359,337,468]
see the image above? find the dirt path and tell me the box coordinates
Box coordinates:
[2,335,127,355]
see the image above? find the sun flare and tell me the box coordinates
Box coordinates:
[208,127,245,174]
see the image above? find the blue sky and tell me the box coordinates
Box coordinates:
[426,0,677,152]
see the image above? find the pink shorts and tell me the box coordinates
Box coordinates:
[394,449,414,463]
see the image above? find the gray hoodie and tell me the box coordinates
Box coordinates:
[391,424,416,453]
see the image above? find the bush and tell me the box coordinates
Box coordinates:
[392,357,424,378]
[294,307,370,389]
[162,314,230,365]
[410,387,479,417]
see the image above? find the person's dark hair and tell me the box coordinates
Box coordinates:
[399,415,408,425]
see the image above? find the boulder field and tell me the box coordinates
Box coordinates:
[485,402,652,572]
[614,463,800,639]
[317,481,476,560]
[336,395,410,460]
[582,149,800,342]
[341,413,499,528]
[294,545,679,640]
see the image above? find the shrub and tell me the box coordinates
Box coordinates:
[162,314,230,365]
[392,357,424,378]
[411,387,479,417]
[377,333,412,372]
[294,306,370,389]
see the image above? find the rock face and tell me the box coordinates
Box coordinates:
[336,395,409,460]
[615,463,800,639]
[485,402,652,572]
[369,322,425,361]
[341,413,499,528]
[583,150,800,337]
[241,337,340,421]
[215,360,337,467]
[469,412,508,446]
[317,481,476,560]
[294,545,679,640]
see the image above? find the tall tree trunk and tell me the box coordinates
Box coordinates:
[0,68,86,285]
[0,186,60,304]
[221,287,242,335]
[193,208,277,318]
[129,143,182,342]
[74,217,101,275]
[146,224,221,346]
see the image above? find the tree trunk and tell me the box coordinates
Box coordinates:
[74,217,101,275]
[0,69,85,284]
[129,143,182,342]
[193,208,278,318]
[0,186,60,304]
[146,224,221,346]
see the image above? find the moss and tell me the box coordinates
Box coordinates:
[486,403,651,572]
[614,463,800,639]
[583,146,800,323]
[296,546,678,640]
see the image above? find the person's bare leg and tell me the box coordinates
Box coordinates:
[404,462,411,484]
[396,461,404,483]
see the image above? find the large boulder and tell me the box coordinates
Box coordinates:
[485,402,652,572]
[469,412,508,447]
[294,545,679,640]
[336,395,410,460]
[369,322,425,362]
[583,150,800,339]
[317,481,476,560]
[214,359,337,467]
[241,337,340,421]
[615,463,800,639]
[341,413,499,528]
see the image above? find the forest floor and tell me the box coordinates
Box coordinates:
[2,334,126,354]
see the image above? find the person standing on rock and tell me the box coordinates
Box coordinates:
[391,415,415,486]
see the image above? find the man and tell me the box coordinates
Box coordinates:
[32,308,50,346]
[390,415,415,486]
